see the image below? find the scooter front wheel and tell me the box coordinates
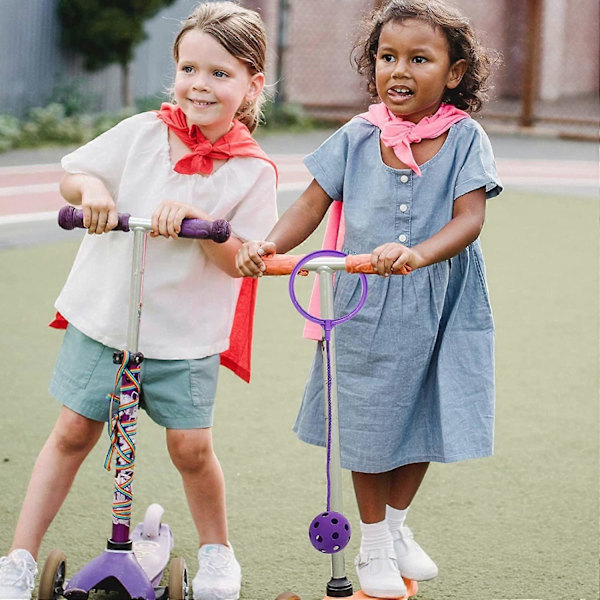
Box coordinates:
[38,549,67,600]
[167,557,188,600]
[142,503,165,539]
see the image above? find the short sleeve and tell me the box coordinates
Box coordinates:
[303,125,351,201]
[454,122,503,200]
[227,161,278,242]
[61,114,142,198]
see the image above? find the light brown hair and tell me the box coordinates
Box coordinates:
[173,1,268,132]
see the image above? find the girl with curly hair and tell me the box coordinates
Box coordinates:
[238,0,501,596]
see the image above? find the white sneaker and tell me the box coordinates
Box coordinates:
[392,525,438,581]
[0,550,37,600]
[192,544,241,600]
[354,548,407,599]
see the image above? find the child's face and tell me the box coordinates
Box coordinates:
[374,19,466,123]
[174,30,264,141]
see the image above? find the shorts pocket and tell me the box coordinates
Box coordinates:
[53,325,105,389]
[189,355,219,407]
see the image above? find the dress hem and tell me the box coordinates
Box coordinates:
[294,429,493,473]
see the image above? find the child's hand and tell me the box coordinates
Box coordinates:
[236,241,277,277]
[151,201,210,239]
[370,242,423,277]
[80,180,118,235]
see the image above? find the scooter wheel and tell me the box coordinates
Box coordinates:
[275,592,301,600]
[38,549,67,600]
[142,503,165,539]
[167,557,188,600]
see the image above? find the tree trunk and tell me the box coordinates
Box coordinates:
[121,62,133,109]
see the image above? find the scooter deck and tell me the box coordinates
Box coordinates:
[131,522,174,587]
[324,578,418,600]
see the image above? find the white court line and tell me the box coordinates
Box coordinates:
[0,211,58,225]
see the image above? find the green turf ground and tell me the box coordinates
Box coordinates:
[1,190,598,600]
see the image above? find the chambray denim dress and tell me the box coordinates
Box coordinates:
[293,117,503,473]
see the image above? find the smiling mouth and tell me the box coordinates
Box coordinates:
[189,99,216,107]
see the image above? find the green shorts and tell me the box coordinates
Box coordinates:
[49,325,220,429]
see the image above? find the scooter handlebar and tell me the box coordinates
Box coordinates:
[262,253,412,275]
[58,206,231,243]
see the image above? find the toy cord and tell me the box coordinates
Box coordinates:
[104,350,141,524]
[289,250,367,513]
[324,338,333,511]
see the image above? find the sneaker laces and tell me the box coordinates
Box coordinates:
[0,555,36,589]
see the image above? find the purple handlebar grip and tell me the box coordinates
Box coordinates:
[58,206,130,231]
[58,206,230,243]
[179,218,230,243]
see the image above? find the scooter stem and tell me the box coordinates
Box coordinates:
[111,226,147,544]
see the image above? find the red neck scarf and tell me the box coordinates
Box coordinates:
[156,103,278,181]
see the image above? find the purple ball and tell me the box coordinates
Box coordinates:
[308,511,351,554]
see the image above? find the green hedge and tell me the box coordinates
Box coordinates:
[0,99,327,153]
[0,104,137,153]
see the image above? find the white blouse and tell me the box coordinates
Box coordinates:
[56,112,277,359]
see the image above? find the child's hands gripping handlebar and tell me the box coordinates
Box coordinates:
[260,253,412,275]
[58,205,231,243]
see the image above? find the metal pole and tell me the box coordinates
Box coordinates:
[318,267,353,597]
[275,0,290,104]
[110,227,146,545]
[520,0,543,127]
[126,228,147,353]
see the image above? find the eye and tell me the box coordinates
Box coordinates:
[380,54,395,63]
[412,56,427,64]
[214,70,228,78]
[181,65,194,74]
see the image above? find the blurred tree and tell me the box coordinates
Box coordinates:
[57,0,177,108]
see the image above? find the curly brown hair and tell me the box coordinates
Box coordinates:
[352,0,497,113]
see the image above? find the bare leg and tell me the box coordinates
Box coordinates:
[167,428,228,546]
[352,462,430,521]
[388,462,429,509]
[10,407,104,559]
[352,471,391,523]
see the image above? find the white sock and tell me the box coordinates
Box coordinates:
[359,519,395,553]
[386,505,409,532]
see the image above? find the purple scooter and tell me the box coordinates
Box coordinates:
[37,206,231,600]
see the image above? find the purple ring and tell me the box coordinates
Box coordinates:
[289,249,367,337]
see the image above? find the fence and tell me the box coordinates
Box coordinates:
[1,0,598,139]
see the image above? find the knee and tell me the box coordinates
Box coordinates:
[49,411,102,457]
[167,430,214,475]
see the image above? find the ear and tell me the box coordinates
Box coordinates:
[446,59,467,90]
[245,72,265,104]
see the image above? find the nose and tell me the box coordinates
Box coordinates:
[191,73,210,91]
[391,57,410,79]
